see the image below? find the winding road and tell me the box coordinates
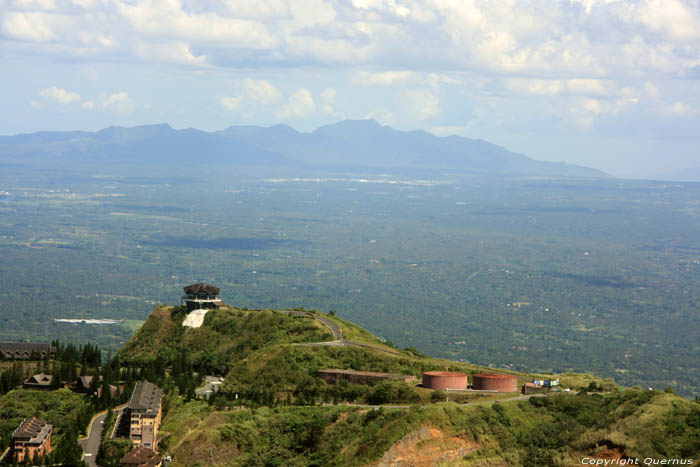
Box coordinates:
[79,411,106,467]
[279,310,405,357]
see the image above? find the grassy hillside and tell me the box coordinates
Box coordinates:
[118,306,615,406]
[118,306,332,374]
[115,305,700,465]
[118,306,617,404]
[157,389,700,466]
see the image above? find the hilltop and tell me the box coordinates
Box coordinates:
[115,305,700,465]
[117,305,611,402]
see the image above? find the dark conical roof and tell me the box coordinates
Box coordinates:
[183,282,220,295]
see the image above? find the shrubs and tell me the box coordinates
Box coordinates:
[366,381,421,405]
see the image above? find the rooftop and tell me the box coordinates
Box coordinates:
[472,373,518,379]
[24,373,53,386]
[0,342,55,354]
[128,381,163,415]
[13,417,52,444]
[120,446,162,467]
[183,282,220,296]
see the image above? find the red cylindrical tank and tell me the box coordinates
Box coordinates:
[471,373,518,392]
[422,371,468,390]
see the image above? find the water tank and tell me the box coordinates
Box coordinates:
[472,373,518,392]
[422,371,468,390]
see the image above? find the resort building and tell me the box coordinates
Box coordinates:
[128,381,163,451]
[0,342,56,360]
[23,373,53,390]
[10,417,52,463]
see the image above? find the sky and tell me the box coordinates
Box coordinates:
[1,0,699,178]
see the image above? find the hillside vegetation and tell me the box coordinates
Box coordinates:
[119,306,332,375]
[158,390,700,466]
[114,305,700,465]
[118,306,614,406]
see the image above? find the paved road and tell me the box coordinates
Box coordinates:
[79,411,106,467]
[280,310,405,357]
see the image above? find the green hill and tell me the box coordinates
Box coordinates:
[116,305,700,465]
[118,306,613,401]
[156,389,700,466]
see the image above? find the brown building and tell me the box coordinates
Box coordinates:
[120,447,162,467]
[422,371,468,390]
[128,381,163,451]
[75,375,119,398]
[472,373,519,393]
[11,417,52,463]
[0,342,56,360]
[23,373,53,390]
[522,382,549,394]
[317,369,415,385]
[181,282,224,311]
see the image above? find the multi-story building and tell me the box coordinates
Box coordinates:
[0,342,56,360]
[128,381,163,451]
[11,417,52,462]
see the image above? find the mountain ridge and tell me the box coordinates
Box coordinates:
[0,120,607,177]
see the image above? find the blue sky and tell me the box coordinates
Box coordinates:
[1,0,699,178]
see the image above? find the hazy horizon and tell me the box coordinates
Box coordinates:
[1,0,699,179]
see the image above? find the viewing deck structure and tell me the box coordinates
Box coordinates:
[181,282,224,312]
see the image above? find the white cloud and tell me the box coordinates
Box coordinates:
[219,79,279,111]
[5,0,57,11]
[363,106,395,125]
[320,88,336,113]
[425,73,461,89]
[3,0,699,80]
[81,101,94,109]
[2,12,56,41]
[239,79,280,102]
[352,71,414,86]
[644,82,659,98]
[133,42,206,66]
[288,0,337,27]
[636,0,700,40]
[566,79,611,96]
[224,0,289,19]
[39,86,81,104]
[428,124,471,137]
[666,101,692,116]
[71,0,96,9]
[103,91,133,112]
[115,0,276,48]
[220,96,241,110]
[277,89,316,119]
[504,79,564,96]
[401,89,439,120]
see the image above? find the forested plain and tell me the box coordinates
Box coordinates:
[1,165,699,396]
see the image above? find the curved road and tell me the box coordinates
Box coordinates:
[79,411,106,467]
[279,310,404,357]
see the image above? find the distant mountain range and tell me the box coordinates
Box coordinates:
[0,120,606,177]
